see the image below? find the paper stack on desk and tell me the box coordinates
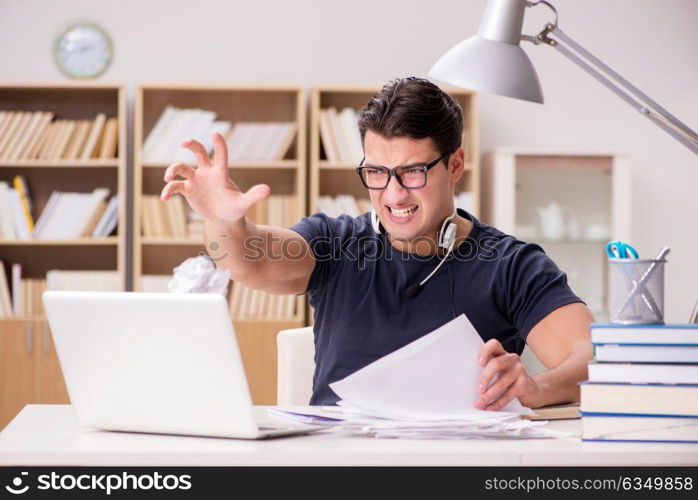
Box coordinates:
[270,315,569,439]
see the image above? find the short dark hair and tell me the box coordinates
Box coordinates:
[357,77,463,157]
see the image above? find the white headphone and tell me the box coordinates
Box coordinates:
[371,208,458,298]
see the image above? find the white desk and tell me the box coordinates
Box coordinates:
[0,405,696,466]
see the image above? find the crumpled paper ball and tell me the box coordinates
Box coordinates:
[168,255,231,295]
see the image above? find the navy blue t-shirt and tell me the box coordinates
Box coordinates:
[290,209,583,405]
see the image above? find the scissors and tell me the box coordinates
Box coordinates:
[605,240,639,259]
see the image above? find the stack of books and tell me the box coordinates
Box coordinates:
[246,194,298,228]
[142,105,296,163]
[0,267,121,317]
[581,323,698,443]
[141,194,189,238]
[144,194,297,238]
[0,111,118,161]
[228,281,296,320]
[318,107,363,164]
[0,177,118,240]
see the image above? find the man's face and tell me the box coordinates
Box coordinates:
[363,130,464,246]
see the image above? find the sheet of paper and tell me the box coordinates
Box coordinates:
[329,314,534,418]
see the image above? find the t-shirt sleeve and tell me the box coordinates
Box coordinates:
[289,212,356,294]
[501,242,585,342]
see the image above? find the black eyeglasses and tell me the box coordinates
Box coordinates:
[355,152,451,190]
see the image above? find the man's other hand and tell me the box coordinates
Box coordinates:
[474,339,543,411]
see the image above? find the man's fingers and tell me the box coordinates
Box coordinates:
[477,339,506,366]
[160,180,187,201]
[211,132,229,169]
[239,184,271,211]
[476,353,517,395]
[164,163,196,182]
[476,364,521,409]
[485,384,519,411]
[181,138,211,167]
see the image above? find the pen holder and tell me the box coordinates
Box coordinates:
[609,258,666,324]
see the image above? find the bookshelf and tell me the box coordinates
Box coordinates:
[309,85,480,217]
[482,149,632,322]
[134,83,307,404]
[0,82,126,429]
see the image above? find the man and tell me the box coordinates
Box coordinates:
[160,77,594,410]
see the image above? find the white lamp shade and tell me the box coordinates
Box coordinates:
[429,35,544,104]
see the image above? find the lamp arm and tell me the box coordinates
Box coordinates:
[523,21,698,155]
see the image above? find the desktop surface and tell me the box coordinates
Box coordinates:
[0,405,697,466]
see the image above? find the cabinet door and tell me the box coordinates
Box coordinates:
[36,320,70,404]
[0,319,38,430]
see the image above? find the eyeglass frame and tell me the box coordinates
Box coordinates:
[355,151,452,190]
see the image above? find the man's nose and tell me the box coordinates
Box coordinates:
[382,173,410,202]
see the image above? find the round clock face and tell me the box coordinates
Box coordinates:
[54,22,112,79]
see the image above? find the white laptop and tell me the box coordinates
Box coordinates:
[42,290,325,440]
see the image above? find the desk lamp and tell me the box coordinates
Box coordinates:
[429,0,698,155]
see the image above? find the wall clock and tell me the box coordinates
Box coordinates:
[54,21,113,79]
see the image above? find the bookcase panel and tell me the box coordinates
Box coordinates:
[318,169,369,202]
[141,245,205,276]
[0,88,119,120]
[319,91,378,112]
[135,84,307,404]
[0,246,117,279]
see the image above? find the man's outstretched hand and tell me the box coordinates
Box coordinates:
[160,132,270,222]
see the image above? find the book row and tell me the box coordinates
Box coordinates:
[140,194,298,238]
[318,107,363,164]
[228,280,297,320]
[0,177,118,240]
[0,111,118,161]
[0,266,298,321]
[0,268,121,317]
[142,105,296,163]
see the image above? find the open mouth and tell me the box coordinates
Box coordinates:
[387,205,419,218]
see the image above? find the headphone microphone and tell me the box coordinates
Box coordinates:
[405,282,423,298]
[371,208,458,298]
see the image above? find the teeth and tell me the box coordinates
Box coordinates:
[390,205,418,217]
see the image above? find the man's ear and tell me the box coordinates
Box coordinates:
[448,147,466,183]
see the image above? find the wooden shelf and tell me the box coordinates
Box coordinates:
[0,83,127,428]
[0,82,127,291]
[134,83,307,405]
[140,236,204,246]
[0,237,119,246]
[0,160,119,168]
[318,162,359,170]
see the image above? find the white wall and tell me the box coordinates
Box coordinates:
[1,0,696,321]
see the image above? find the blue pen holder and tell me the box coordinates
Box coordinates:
[609,258,666,325]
